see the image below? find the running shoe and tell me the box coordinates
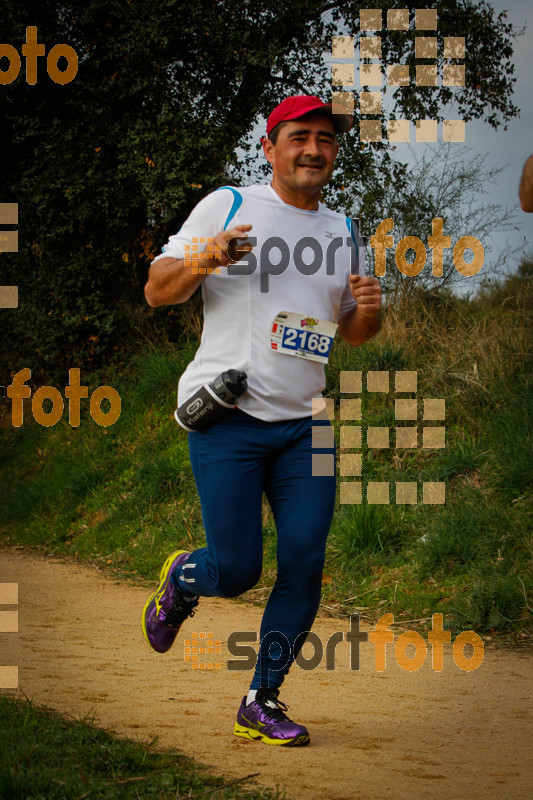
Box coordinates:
[234,688,310,746]
[142,550,198,654]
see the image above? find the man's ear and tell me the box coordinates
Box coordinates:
[262,136,274,165]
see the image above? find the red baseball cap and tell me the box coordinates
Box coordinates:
[266,94,353,137]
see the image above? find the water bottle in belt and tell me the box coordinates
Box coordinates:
[175,369,248,431]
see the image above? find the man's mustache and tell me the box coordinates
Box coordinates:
[298,159,326,167]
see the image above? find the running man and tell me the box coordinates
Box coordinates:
[142,95,381,746]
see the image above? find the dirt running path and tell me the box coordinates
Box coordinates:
[1,548,532,800]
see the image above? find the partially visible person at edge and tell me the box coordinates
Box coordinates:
[142,95,381,746]
[519,154,533,212]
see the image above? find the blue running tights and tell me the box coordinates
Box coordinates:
[172,409,336,690]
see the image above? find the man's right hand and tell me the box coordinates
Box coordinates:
[212,224,254,267]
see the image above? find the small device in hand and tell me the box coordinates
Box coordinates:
[175,369,248,431]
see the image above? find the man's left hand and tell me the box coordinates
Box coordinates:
[349,275,381,317]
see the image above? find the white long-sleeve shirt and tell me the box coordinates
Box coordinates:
[152,184,365,421]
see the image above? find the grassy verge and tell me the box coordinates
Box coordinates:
[0,694,282,800]
[0,270,531,638]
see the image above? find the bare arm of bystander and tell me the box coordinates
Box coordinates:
[519,154,533,213]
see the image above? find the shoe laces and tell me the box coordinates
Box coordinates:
[164,590,198,628]
[254,689,292,723]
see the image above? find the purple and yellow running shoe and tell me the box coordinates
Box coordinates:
[142,550,198,654]
[234,688,310,746]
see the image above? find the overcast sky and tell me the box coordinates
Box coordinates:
[463,0,532,276]
[243,1,531,287]
[393,0,532,283]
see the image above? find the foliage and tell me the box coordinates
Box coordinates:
[0,0,522,377]
[1,265,531,634]
[351,145,519,298]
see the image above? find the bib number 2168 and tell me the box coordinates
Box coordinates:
[283,328,331,355]
[270,311,338,364]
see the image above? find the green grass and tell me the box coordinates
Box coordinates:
[328,504,408,569]
[0,270,532,636]
[0,694,282,800]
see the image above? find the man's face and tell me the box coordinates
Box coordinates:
[263,112,339,196]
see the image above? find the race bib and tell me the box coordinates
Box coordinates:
[270,311,338,364]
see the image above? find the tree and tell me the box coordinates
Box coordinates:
[0,0,521,377]
[342,144,519,300]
